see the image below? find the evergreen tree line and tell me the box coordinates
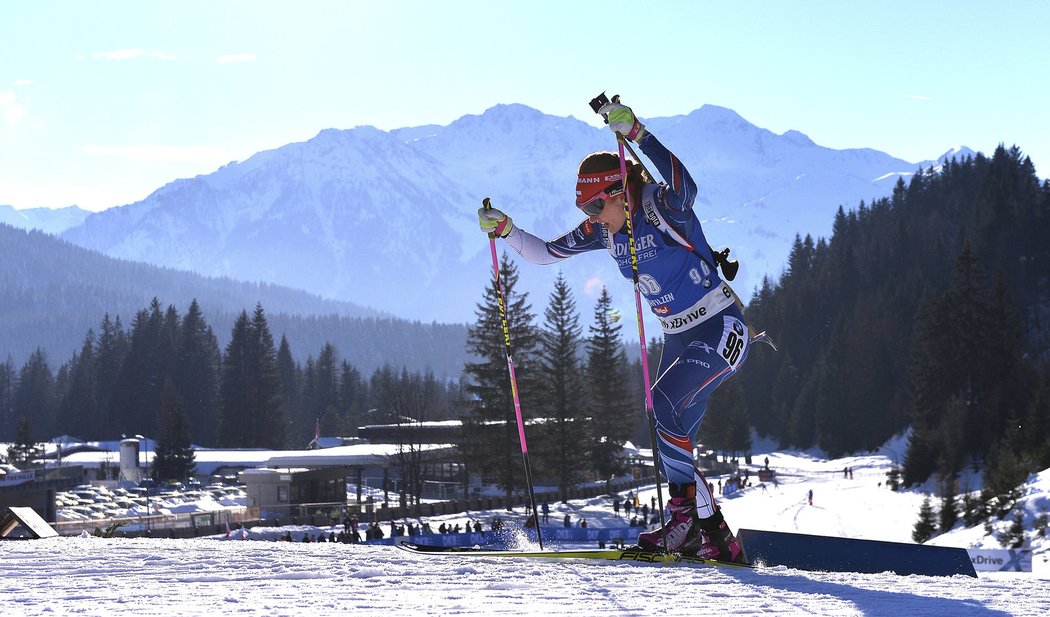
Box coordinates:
[0,299,465,455]
[458,256,752,501]
[0,223,469,383]
[740,145,1050,494]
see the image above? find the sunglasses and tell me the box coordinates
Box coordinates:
[577,185,625,217]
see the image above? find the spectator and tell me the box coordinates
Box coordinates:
[563,514,571,528]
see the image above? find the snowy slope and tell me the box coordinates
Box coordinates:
[3,441,1049,616]
[0,204,90,234]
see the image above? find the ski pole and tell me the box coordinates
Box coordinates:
[482,197,544,550]
[589,92,668,551]
[613,134,669,551]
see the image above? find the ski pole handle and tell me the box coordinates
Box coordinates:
[482,197,495,239]
[589,91,610,117]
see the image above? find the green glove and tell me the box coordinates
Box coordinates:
[598,101,646,141]
[478,206,514,238]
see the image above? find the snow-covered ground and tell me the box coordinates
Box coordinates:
[3,437,1049,616]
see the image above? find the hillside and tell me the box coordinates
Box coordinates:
[0,224,468,379]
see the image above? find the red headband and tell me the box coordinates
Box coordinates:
[575,170,623,206]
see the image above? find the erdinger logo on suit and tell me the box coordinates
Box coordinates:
[612,235,657,257]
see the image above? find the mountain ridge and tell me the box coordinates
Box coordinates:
[42,103,974,325]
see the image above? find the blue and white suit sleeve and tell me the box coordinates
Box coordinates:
[503,221,606,265]
[637,132,698,214]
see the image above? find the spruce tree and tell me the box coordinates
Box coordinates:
[152,376,197,481]
[1001,511,1027,549]
[939,476,959,532]
[14,349,56,440]
[338,360,365,433]
[461,253,540,500]
[175,300,220,446]
[250,304,285,449]
[0,357,15,442]
[94,314,128,438]
[218,305,285,448]
[57,332,98,439]
[276,335,302,438]
[7,415,43,469]
[112,300,171,438]
[585,287,634,478]
[218,311,253,447]
[535,272,588,498]
[913,495,937,543]
[309,343,340,433]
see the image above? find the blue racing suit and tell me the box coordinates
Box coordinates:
[503,131,748,519]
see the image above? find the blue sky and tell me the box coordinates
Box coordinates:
[2,1,1047,211]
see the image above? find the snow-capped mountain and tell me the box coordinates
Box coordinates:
[60,104,964,324]
[0,204,90,234]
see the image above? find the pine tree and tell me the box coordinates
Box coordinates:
[939,475,959,532]
[585,287,634,478]
[338,360,366,434]
[111,300,171,437]
[250,304,285,448]
[57,332,98,439]
[276,335,302,439]
[1001,510,1027,549]
[14,348,56,440]
[7,415,43,468]
[913,495,938,543]
[0,357,15,442]
[904,245,1016,484]
[218,310,253,447]
[218,305,285,448]
[308,343,340,435]
[152,376,197,481]
[94,314,128,438]
[175,300,220,446]
[461,253,540,500]
[535,272,588,498]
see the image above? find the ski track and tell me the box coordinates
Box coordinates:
[1,538,1047,616]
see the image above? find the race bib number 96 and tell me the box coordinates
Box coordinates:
[718,316,748,370]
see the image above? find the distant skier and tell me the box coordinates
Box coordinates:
[478,97,750,563]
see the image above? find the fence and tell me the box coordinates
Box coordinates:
[52,507,260,538]
[263,475,649,526]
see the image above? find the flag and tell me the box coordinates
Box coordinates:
[241,525,248,541]
[315,418,321,442]
[225,521,231,539]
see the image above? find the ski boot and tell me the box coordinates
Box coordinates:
[693,509,747,564]
[637,483,703,553]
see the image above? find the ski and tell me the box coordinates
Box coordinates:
[396,541,754,570]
